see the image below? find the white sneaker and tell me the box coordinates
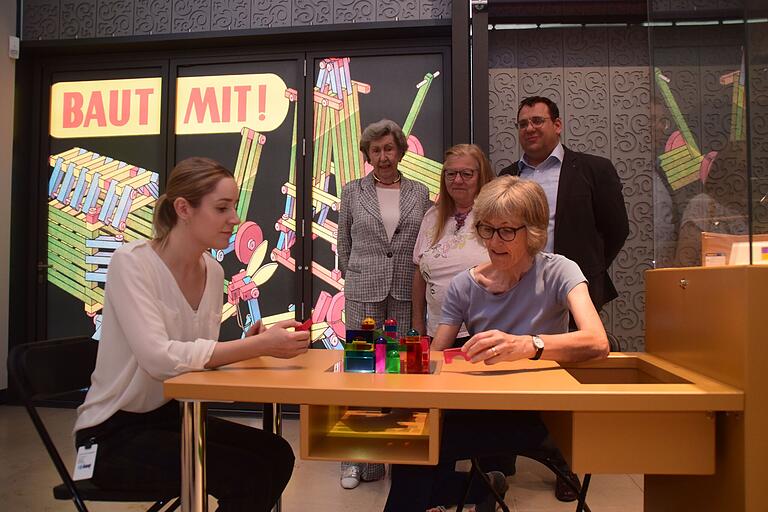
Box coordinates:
[340,465,362,489]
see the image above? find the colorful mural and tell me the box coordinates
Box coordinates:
[301,57,443,349]
[46,55,445,343]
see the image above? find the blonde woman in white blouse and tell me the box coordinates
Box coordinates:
[75,157,309,511]
[411,144,495,342]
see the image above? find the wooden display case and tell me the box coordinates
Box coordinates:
[644,266,768,511]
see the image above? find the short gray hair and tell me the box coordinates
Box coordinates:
[359,119,408,163]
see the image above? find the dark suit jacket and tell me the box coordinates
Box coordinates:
[499,146,629,310]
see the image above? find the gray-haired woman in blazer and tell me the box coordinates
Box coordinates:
[337,119,430,489]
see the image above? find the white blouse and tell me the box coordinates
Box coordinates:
[413,206,489,337]
[376,186,401,242]
[75,240,222,432]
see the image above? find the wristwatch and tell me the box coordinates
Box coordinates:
[530,335,544,360]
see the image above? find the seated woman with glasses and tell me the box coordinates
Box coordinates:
[383,176,609,512]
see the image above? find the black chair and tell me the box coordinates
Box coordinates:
[9,336,179,512]
[455,455,592,512]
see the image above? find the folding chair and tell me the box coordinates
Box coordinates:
[456,456,592,512]
[9,336,179,512]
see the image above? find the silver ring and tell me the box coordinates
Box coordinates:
[490,346,497,356]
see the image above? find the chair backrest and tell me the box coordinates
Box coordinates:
[9,337,179,512]
[9,336,98,512]
[10,336,98,402]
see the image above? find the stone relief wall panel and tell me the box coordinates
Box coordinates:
[23,0,61,40]
[211,0,250,30]
[420,0,451,20]
[335,0,375,23]
[251,0,290,28]
[293,0,332,26]
[61,0,97,39]
[134,0,172,35]
[172,0,211,32]
[489,68,518,174]
[378,0,419,22]
[564,28,610,159]
[489,31,518,174]
[609,27,653,351]
[25,0,451,39]
[97,0,135,37]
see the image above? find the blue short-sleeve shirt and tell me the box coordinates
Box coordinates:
[440,252,587,336]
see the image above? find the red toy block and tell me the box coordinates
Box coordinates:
[443,348,469,363]
[297,318,312,331]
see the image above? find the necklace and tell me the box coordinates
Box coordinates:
[454,208,471,234]
[372,171,402,185]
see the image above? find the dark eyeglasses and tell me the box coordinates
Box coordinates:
[475,223,527,242]
[444,168,477,181]
[514,116,552,130]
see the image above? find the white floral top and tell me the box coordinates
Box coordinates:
[413,206,489,337]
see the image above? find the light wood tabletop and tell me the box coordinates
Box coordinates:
[164,350,743,412]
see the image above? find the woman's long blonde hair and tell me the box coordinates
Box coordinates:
[431,144,495,245]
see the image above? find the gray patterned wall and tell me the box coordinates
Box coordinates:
[22,0,452,40]
[489,27,654,352]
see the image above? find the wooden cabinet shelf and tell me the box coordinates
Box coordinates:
[300,405,441,465]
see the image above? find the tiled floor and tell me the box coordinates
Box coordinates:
[0,405,643,511]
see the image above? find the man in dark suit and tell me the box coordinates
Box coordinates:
[498,96,629,502]
[499,96,629,312]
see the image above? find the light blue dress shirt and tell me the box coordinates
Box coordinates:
[518,143,564,253]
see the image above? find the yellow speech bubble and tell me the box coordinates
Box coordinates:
[175,73,290,135]
[50,77,163,138]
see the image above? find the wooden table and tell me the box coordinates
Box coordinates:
[164,349,743,512]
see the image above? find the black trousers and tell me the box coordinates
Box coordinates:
[383,410,548,512]
[75,401,294,512]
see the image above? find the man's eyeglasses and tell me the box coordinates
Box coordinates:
[444,169,477,181]
[514,116,552,130]
[475,223,526,242]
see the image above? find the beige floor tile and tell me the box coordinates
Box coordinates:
[1,405,644,511]
[509,457,643,511]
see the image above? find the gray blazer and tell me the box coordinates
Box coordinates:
[338,173,430,303]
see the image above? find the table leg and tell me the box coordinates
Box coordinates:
[181,400,208,512]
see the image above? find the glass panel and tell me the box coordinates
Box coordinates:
[747,11,768,262]
[308,53,446,349]
[174,59,302,341]
[649,0,768,267]
[47,69,166,339]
